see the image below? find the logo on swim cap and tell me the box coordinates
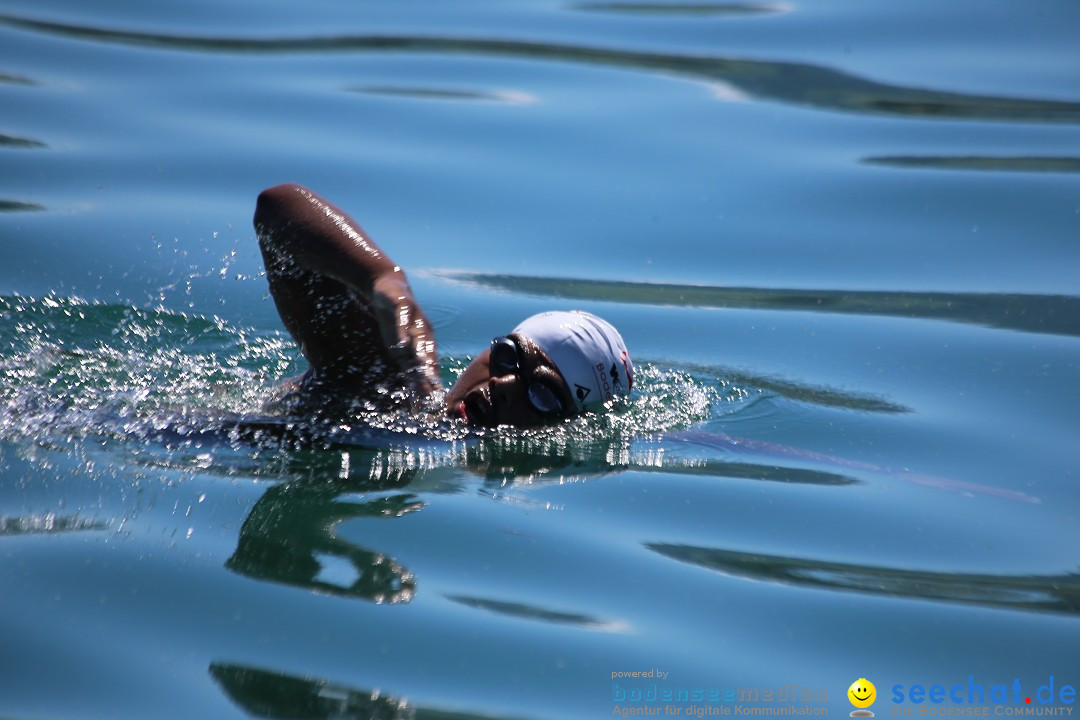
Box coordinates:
[512,311,633,413]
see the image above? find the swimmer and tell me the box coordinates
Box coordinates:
[254,183,633,427]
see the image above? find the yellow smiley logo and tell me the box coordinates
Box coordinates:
[848,678,877,713]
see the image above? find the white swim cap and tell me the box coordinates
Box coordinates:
[512,310,634,413]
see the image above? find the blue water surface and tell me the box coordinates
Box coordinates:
[1,1,1078,718]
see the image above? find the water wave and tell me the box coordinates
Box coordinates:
[441,271,1080,338]
[2,12,1077,124]
[650,543,1080,614]
[864,155,1080,173]
[0,132,46,149]
[210,662,419,720]
[349,85,537,105]
[571,2,790,17]
[0,70,35,86]
[0,199,45,212]
[0,294,294,444]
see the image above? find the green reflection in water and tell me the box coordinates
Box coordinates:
[443,272,1080,339]
[661,429,1039,503]
[572,2,787,16]
[349,85,534,105]
[2,13,1078,124]
[210,663,415,720]
[447,594,619,630]
[210,662,523,720]
[865,155,1080,173]
[634,460,856,486]
[0,132,46,149]
[0,71,35,85]
[650,543,1080,614]
[0,199,45,212]
[681,362,909,414]
[226,476,421,604]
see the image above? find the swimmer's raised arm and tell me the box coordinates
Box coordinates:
[254,183,439,398]
[254,184,633,426]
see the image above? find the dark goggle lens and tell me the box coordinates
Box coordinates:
[528,381,563,416]
[490,336,565,417]
[489,336,519,376]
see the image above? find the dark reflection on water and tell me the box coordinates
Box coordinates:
[865,155,1080,174]
[210,663,416,720]
[571,2,788,17]
[226,476,421,604]
[650,543,1080,614]
[688,363,909,414]
[2,13,1079,125]
[210,662,519,720]
[635,460,856,486]
[0,132,46,149]
[446,272,1080,338]
[349,85,534,105]
[0,71,35,86]
[662,430,1041,503]
[446,595,616,629]
[0,199,45,212]
[198,430,872,625]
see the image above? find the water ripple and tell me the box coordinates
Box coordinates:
[0,199,45,212]
[350,85,537,105]
[1,12,1077,124]
[210,663,418,720]
[571,2,790,17]
[441,272,1080,338]
[447,594,622,630]
[0,70,35,86]
[649,543,1080,614]
[865,155,1080,174]
[225,480,418,604]
[0,132,47,149]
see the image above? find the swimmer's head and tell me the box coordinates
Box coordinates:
[511,311,633,413]
[446,310,633,427]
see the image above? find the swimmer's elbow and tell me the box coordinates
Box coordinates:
[254,183,308,239]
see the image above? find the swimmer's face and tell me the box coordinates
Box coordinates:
[446,333,576,428]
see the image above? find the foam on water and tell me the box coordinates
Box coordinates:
[0,294,293,442]
[0,295,748,464]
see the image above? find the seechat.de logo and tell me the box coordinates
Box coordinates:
[849,678,877,717]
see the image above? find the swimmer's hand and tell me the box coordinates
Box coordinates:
[372,273,441,396]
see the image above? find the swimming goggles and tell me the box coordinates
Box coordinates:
[489,336,566,417]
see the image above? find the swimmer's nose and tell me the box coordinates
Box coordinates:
[488,374,518,403]
[488,375,529,422]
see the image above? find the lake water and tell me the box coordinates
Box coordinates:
[2,1,1079,718]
